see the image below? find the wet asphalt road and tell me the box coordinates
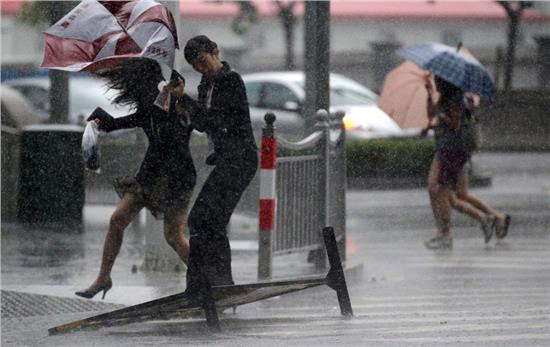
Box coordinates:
[1,152,549,346]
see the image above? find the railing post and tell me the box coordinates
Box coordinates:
[258,113,277,280]
[313,109,330,271]
[332,111,347,262]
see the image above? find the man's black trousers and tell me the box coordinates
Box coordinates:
[186,158,257,290]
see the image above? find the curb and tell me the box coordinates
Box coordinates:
[348,173,492,190]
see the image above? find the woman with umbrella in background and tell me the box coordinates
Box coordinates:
[399,42,511,249]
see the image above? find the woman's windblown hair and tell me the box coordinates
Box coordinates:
[96,58,163,109]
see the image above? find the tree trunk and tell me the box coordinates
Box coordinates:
[48,2,70,123]
[283,15,295,70]
[503,12,519,91]
[304,1,330,133]
[497,1,533,92]
[276,1,297,71]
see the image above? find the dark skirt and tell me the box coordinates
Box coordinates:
[113,176,193,219]
[437,149,471,189]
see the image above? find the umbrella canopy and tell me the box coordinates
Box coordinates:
[41,0,178,79]
[379,45,481,129]
[378,61,437,129]
[397,42,495,102]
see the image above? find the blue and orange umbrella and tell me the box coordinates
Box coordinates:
[398,42,495,102]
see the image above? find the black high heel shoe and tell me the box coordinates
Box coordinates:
[75,279,112,300]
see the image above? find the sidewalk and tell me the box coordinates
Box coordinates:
[2,152,548,347]
[1,205,362,346]
[2,206,354,307]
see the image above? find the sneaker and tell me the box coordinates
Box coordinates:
[481,215,496,243]
[424,234,453,250]
[495,214,511,239]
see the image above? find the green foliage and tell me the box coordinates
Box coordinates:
[230,1,259,36]
[20,1,79,26]
[20,2,48,26]
[346,138,435,178]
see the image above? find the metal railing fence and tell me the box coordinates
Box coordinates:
[258,110,347,279]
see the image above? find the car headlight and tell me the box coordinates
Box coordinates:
[343,116,368,131]
[343,116,358,130]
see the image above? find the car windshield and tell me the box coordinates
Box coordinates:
[296,80,378,107]
[330,87,377,106]
[70,80,127,115]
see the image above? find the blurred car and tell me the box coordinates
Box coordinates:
[1,85,43,129]
[5,77,131,125]
[242,71,405,140]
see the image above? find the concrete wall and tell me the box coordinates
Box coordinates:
[1,128,21,222]
[3,12,550,90]
[478,91,550,151]
[0,17,46,66]
[176,17,550,63]
[175,16,550,92]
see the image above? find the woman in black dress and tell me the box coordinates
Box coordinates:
[75,59,196,299]
[166,35,258,291]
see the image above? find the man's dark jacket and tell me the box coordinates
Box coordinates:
[181,61,258,166]
[180,61,258,288]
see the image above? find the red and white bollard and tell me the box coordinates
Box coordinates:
[258,113,277,280]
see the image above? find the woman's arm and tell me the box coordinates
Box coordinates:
[448,103,462,132]
[421,77,438,136]
[111,113,141,130]
[87,107,140,132]
[424,74,437,119]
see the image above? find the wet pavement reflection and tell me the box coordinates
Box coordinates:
[2,152,549,346]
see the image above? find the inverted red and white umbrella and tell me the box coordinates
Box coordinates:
[41,0,178,79]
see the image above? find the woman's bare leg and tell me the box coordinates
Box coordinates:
[164,210,190,265]
[427,158,442,233]
[433,187,453,235]
[454,167,506,224]
[427,158,452,236]
[451,167,486,224]
[87,193,144,291]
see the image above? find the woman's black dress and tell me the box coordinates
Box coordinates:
[96,103,196,218]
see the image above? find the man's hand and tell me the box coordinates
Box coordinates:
[170,78,185,98]
[161,79,185,111]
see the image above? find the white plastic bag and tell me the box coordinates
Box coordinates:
[154,72,185,111]
[82,121,101,173]
[154,80,171,111]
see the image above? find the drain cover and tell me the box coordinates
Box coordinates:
[1,290,123,318]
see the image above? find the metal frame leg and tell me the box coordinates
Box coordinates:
[323,226,353,317]
[200,279,220,332]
